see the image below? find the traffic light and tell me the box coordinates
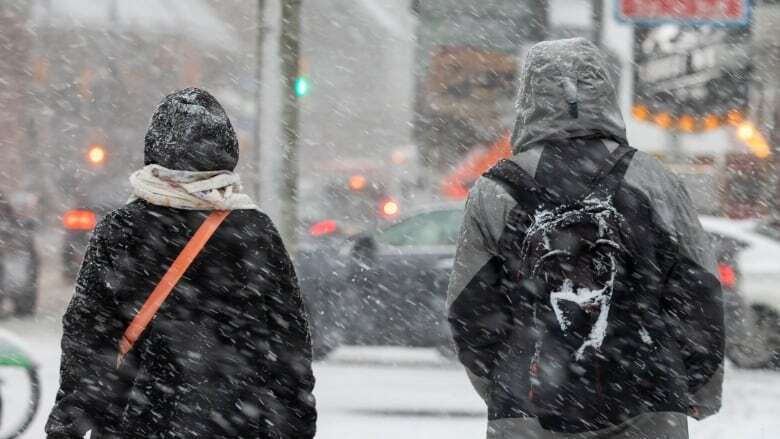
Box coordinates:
[294,57,311,97]
[87,144,106,165]
[294,75,310,97]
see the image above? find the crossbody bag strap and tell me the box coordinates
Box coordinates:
[116,210,231,368]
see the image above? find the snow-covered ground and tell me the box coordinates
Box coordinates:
[2,314,779,439]
[1,260,779,439]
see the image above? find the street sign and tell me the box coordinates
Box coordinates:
[632,25,751,132]
[617,0,751,26]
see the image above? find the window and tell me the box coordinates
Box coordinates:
[376,210,463,247]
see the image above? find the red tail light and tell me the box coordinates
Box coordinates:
[717,263,737,290]
[63,210,97,231]
[309,220,338,237]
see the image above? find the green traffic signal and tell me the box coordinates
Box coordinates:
[294,76,310,97]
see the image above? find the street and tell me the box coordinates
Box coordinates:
[1,0,779,437]
[1,258,779,439]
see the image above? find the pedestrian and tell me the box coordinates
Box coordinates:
[447,38,723,439]
[46,88,316,439]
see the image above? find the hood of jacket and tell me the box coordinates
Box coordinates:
[509,38,627,154]
[144,87,239,172]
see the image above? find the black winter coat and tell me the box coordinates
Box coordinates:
[46,200,316,439]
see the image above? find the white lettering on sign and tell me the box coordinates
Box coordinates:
[639,54,688,83]
[691,45,719,72]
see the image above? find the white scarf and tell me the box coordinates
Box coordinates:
[129,165,257,211]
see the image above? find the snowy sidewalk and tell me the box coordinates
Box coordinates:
[1,316,779,439]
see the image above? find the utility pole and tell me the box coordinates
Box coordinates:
[753,2,780,225]
[592,0,604,47]
[528,0,549,42]
[251,0,266,202]
[0,0,32,194]
[771,84,780,224]
[279,0,304,248]
[764,27,780,223]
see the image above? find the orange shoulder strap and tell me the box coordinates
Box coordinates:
[116,210,231,368]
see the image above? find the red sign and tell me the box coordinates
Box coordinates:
[618,0,750,25]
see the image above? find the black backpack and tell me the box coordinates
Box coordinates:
[484,145,665,433]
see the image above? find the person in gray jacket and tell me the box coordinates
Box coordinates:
[447,38,723,439]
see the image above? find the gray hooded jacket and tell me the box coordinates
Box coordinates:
[447,38,723,439]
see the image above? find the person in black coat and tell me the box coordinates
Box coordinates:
[46,88,316,439]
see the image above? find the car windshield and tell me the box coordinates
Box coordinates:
[376,209,463,247]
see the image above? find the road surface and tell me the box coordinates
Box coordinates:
[1,244,778,439]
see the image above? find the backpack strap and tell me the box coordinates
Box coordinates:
[483,159,556,208]
[116,210,231,368]
[587,145,637,198]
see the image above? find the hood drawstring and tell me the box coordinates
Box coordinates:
[562,76,579,119]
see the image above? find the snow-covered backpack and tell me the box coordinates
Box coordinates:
[484,145,663,432]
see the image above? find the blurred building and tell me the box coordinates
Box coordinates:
[409,0,617,170]
[25,0,249,214]
[5,0,670,219]
[0,1,32,195]
[752,0,780,218]
[411,0,543,169]
[298,0,416,166]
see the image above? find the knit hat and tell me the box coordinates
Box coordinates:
[144,88,239,172]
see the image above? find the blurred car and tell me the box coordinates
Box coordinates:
[296,164,417,358]
[61,209,99,280]
[0,194,39,316]
[297,203,462,359]
[299,205,758,362]
[60,181,125,280]
[700,216,780,369]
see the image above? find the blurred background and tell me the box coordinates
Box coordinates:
[1,1,779,438]
[1,1,777,226]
